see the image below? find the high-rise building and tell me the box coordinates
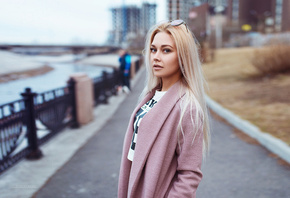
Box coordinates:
[110,6,140,45]
[227,0,290,32]
[141,3,157,34]
[277,0,290,31]
[109,2,156,46]
[188,3,210,42]
[206,0,227,7]
[167,0,196,22]
[167,0,228,22]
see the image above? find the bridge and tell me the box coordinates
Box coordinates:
[0,44,120,56]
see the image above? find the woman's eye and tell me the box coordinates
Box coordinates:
[163,49,171,53]
[150,48,156,53]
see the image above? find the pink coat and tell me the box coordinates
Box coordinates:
[118,81,203,198]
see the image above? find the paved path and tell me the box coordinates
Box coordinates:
[197,117,290,198]
[34,74,290,198]
[33,73,143,198]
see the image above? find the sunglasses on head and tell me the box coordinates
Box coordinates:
[169,19,189,32]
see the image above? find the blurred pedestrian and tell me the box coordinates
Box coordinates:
[118,19,210,198]
[118,49,131,93]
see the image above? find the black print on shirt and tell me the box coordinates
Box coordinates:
[128,98,157,160]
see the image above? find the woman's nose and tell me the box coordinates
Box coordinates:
[153,52,160,62]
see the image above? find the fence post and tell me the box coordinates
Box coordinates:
[21,88,43,160]
[135,60,140,73]
[113,68,120,96]
[130,61,135,79]
[102,71,108,104]
[68,78,80,128]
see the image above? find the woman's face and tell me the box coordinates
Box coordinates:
[150,32,181,82]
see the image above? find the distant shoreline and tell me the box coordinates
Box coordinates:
[0,65,54,83]
[0,50,140,84]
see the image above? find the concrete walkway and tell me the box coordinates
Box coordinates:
[33,67,145,198]
[33,74,142,198]
[197,116,290,198]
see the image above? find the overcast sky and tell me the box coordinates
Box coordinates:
[0,0,166,45]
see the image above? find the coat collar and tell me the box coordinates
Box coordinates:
[128,80,185,195]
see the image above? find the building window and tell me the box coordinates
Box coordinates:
[232,0,239,23]
[275,0,283,31]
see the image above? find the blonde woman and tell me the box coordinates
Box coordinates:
[118,20,210,198]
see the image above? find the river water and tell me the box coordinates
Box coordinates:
[0,62,113,105]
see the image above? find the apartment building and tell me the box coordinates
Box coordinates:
[227,0,290,32]
[109,3,156,46]
[167,0,196,22]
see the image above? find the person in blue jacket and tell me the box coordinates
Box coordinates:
[119,49,131,93]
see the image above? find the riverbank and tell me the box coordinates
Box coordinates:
[0,50,45,75]
[77,53,140,68]
[203,47,290,145]
[0,50,76,83]
[0,50,139,84]
[0,65,54,83]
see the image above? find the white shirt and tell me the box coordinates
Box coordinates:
[127,90,166,161]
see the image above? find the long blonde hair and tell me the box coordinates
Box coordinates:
[141,20,210,154]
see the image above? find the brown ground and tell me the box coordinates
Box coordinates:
[0,65,53,83]
[203,47,290,145]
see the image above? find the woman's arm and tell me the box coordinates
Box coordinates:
[167,111,204,198]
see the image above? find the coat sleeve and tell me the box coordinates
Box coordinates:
[166,109,204,198]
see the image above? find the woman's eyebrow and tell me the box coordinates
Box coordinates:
[151,44,173,48]
[161,45,173,48]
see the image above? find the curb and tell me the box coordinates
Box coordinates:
[205,95,290,164]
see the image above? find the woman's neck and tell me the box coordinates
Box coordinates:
[160,76,181,91]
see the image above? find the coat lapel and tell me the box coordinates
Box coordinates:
[129,81,185,195]
[119,91,154,197]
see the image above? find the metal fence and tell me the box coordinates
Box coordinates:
[0,98,30,173]
[0,82,79,174]
[0,57,142,175]
[0,69,121,175]
[93,69,119,105]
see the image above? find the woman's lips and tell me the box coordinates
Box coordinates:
[153,64,163,70]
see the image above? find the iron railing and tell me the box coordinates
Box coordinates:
[0,83,78,174]
[135,58,141,73]
[0,99,30,173]
[0,57,142,175]
[92,69,119,105]
[34,85,77,145]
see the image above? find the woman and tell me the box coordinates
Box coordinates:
[118,20,210,198]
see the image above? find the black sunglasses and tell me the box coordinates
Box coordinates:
[169,19,189,32]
